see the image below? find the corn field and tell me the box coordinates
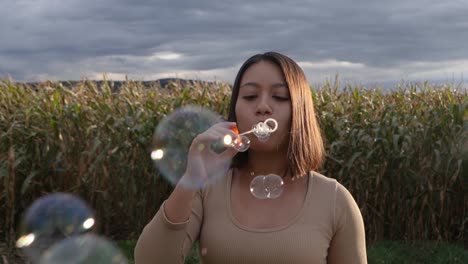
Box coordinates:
[0,77,466,248]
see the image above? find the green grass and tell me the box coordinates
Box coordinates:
[117,240,467,264]
[367,241,467,264]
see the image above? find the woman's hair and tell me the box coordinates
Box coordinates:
[227,51,325,178]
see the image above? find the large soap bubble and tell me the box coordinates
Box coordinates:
[151,105,233,188]
[16,193,95,261]
[39,234,128,264]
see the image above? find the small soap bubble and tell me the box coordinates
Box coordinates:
[252,119,278,139]
[231,135,250,152]
[249,174,284,199]
[151,105,232,188]
[39,234,128,264]
[227,125,250,152]
[16,193,95,261]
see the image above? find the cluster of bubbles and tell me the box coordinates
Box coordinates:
[16,193,128,264]
[235,118,285,199]
[232,118,279,151]
[250,174,285,199]
[151,105,284,199]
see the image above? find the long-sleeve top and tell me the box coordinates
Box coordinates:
[135,170,367,263]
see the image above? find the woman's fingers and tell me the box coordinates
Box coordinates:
[190,122,238,153]
[189,131,218,154]
[184,122,239,186]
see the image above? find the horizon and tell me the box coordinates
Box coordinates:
[4,75,467,91]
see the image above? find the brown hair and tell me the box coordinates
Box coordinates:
[227,52,325,179]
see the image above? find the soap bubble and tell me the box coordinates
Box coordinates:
[219,125,250,152]
[252,118,278,140]
[230,135,250,152]
[39,234,128,264]
[249,174,284,199]
[16,193,95,261]
[240,118,278,146]
[151,105,232,188]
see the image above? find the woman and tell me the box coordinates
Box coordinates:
[135,52,367,263]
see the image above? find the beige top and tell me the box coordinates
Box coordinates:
[135,170,367,264]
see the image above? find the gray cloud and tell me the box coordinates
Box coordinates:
[1,0,467,83]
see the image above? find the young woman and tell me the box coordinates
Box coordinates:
[135,52,367,263]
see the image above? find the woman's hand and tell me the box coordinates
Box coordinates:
[181,122,239,187]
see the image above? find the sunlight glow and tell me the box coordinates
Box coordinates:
[16,233,35,248]
[83,218,95,229]
[151,52,182,60]
[298,59,365,69]
[223,135,233,145]
[151,149,164,160]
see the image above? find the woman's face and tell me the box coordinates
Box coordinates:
[235,60,292,152]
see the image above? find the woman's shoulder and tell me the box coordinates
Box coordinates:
[308,171,355,202]
[309,170,338,192]
[308,171,362,225]
[309,170,337,184]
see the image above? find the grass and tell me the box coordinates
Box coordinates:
[117,240,467,264]
[366,241,467,264]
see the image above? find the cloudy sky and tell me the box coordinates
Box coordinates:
[1,0,468,86]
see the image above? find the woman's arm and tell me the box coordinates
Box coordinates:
[135,122,238,263]
[327,183,367,264]
[134,182,203,264]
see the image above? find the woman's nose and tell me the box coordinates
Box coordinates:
[255,97,272,115]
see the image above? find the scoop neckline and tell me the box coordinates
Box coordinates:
[226,168,313,233]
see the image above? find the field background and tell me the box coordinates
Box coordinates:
[0,77,466,262]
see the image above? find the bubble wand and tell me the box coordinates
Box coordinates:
[228,118,278,151]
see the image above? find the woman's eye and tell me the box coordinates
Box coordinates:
[242,95,289,101]
[273,96,290,101]
[242,95,257,100]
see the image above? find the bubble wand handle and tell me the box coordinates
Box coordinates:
[239,129,255,136]
[239,118,278,137]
